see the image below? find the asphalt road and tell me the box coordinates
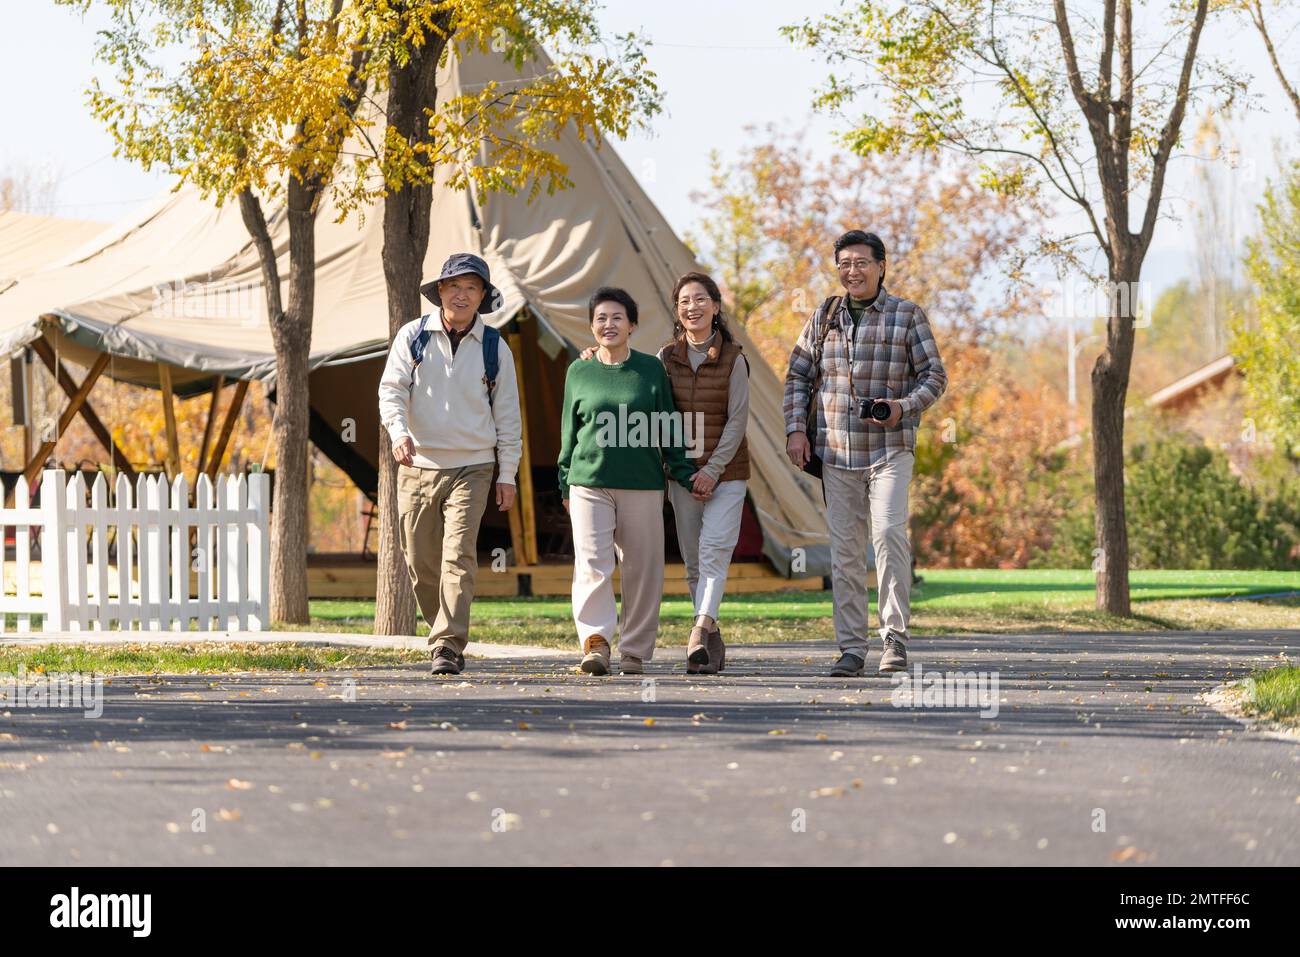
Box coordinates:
[2,629,1297,865]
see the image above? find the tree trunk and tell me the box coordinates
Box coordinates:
[374,28,448,637]
[267,174,318,624]
[1090,252,1140,616]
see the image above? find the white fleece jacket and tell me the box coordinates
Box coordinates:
[377,313,523,484]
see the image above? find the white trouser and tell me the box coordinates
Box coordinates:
[667,479,747,622]
[822,451,913,656]
[568,486,665,661]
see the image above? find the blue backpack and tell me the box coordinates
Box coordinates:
[409,314,501,407]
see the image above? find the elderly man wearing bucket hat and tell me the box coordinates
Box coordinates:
[378,253,523,675]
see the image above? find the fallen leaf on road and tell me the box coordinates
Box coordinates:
[811,786,844,798]
[226,778,254,790]
[1111,846,1149,863]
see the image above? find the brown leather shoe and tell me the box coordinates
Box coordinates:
[708,627,725,673]
[697,626,726,674]
[686,625,711,673]
[580,635,611,676]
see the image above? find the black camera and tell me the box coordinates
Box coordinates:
[858,397,893,421]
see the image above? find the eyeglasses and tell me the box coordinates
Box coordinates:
[677,295,713,308]
[836,258,878,273]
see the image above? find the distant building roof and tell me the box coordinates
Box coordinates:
[1146,354,1237,411]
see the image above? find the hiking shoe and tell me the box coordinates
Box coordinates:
[830,652,866,677]
[580,636,611,676]
[878,636,908,674]
[430,646,464,675]
[619,655,644,675]
[686,625,711,672]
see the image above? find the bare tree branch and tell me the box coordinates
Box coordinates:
[1247,0,1300,123]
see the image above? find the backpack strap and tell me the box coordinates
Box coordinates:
[482,324,501,408]
[811,296,843,383]
[409,314,433,370]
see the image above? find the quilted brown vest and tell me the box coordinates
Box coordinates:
[658,335,751,482]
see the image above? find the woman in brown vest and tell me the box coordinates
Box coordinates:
[659,272,750,674]
[579,273,751,673]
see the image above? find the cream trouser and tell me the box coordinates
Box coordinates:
[568,485,665,661]
[667,479,747,622]
[822,451,914,655]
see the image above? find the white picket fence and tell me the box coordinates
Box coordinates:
[0,469,269,634]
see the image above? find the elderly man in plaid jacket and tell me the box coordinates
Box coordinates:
[783,230,948,677]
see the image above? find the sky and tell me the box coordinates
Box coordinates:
[3,0,1298,302]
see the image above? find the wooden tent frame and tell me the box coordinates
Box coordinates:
[8,348,249,506]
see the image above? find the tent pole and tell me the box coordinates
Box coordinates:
[507,329,538,566]
[30,338,136,483]
[196,374,225,480]
[505,475,527,568]
[204,378,249,479]
[158,363,181,480]
[17,352,110,492]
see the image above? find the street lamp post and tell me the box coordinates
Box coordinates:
[1067,324,1104,433]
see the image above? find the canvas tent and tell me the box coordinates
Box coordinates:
[0,211,111,287]
[0,45,831,577]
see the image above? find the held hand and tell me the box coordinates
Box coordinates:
[496,483,516,511]
[579,346,597,360]
[691,470,717,498]
[392,436,415,466]
[562,498,570,514]
[872,399,903,429]
[786,431,810,469]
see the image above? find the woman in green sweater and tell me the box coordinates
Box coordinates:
[559,286,698,676]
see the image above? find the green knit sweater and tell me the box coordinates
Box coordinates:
[557,349,697,499]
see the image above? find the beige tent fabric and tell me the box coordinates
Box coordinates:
[0,45,830,574]
[0,211,110,287]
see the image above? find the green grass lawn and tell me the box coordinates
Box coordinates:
[290,569,1300,646]
[0,642,424,675]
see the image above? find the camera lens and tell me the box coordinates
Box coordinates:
[870,400,891,421]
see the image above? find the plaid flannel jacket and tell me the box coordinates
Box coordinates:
[783,285,947,469]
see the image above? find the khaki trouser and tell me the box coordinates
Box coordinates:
[667,479,747,622]
[568,485,664,661]
[397,462,495,653]
[822,451,914,656]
